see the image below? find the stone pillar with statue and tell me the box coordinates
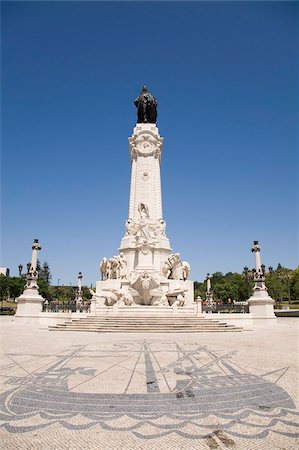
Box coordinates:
[206,273,214,308]
[15,239,46,317]
[95,87,194,311]
[75,272,83,307]
[247,241,276,322]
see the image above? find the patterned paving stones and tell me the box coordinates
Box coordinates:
[0,316,298,449]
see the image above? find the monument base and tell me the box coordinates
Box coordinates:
[95,278,194,311]
[248,289,276,322]
[15,289,45,317]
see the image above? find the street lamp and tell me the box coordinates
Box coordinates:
[243,266,255,297]
[18,264,23,277]
[277,271,291,305]
[27,262,31,273]
[44,263,49,283]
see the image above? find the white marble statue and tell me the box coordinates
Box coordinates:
[138,202,150,219]
[90,287,135,307]
[107,256,119,279]
[153,218,166,236]
[100,257,108,281]
[125,218,137,237]
[131,271,160,305]
[181,261,191,281]
[103,253,128,280]
[118,252,127,279]
[161,254,190,281]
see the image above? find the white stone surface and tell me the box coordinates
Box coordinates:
[15,290,45,317]
[1,316,298,450]
[96,123,194,309]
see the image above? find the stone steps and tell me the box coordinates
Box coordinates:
[49,316,243,333]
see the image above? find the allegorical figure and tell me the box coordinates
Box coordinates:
[134,86,157,123]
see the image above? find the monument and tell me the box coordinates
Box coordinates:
[15,239,45,317]
[247,241,276,320]
[206,273,214,307]
[95,87,194,312]
[75,272,83,306]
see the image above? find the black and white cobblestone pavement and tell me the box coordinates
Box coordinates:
[0,317,298,449]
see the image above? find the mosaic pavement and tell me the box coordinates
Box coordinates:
[0,317,298,449]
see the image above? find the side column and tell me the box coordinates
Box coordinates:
[247,241,276,323]
[15,239,45,317]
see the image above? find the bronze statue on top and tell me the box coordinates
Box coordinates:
[134,86,157,123]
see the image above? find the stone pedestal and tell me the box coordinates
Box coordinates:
[248,290,276,319]
[15,289,45,317]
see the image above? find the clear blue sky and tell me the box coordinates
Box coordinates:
[2,1,298,286]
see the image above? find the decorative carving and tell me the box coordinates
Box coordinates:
[152,218,166,237]
[161,254,190,280]
[118,252,128,279]
[91,288,135,307]
[134,86,157,124]
[125,217,166,241]
[138,202,150,219]
[165,288,187,307]
[125,218,138,237]
[251,241,267,292]
[25,239,42,290]
[129,131,163,161]
[100,257,108,281]
[101,253,128,280]
[130,272,161,305]
[142,171,150,181]
[181,261,190,281]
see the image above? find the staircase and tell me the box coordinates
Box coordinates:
[49,315,243,333]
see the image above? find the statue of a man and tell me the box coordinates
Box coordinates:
[134,86,157,124]
[118,252,127,279]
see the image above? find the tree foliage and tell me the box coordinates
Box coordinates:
[194,267,298,303]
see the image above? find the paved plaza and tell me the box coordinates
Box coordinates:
[0,317,298,449]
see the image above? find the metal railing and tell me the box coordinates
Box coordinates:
[202,303,249,314]
[42,301,91,313]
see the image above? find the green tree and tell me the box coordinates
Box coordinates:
[8,277,26,300]
[0,274,9,303]
[37,260,52,285]
[290,268,299,302]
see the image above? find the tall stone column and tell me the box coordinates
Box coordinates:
[96,87,194,309]
[15,239,45,317]
[120,123,171,274]
[247,241,276,322]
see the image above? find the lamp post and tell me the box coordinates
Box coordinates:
[43,263,49,284]
[268,266,279,307]
[277,271,291,305]
[18,264,23,277]
[243,266,256,297]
